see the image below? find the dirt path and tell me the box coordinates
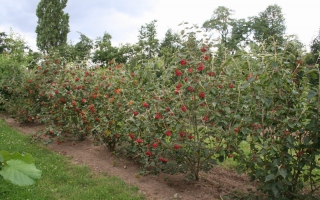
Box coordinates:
[1,114,256,200]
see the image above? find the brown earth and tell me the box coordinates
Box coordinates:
[1,114,256,200]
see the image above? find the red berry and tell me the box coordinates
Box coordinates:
[207,71,215,77]
[155,112,162,119]
[181,105,188,112]
[198,92,205,99]
[159,157,167,163]
[136,138,143,143]
[188,86,194,92]
[165,130,172,137]
[175,69,183,76]
[152,143,158,148]
[179,59,187,66]
[197,62,204,71]
[142,102,149,108]
[179,132,185,137]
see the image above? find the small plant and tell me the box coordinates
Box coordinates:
[0,150,41,186]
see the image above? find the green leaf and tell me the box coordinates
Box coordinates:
[176,124,182,131]
[0,159,41,186]
[0,155,3,163]
[224,107,231,113]
[247,76,255,83]
[241,82,250,89]
[279,168,287,179]
[218,155,224,162]
[0,150,35,164]
[307,90,317,100]
[265,174,275,182]
[272,61,278,68]
[271,183,279,197]
[304,136,310,145]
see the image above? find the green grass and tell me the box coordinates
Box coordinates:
[0,119,145,200]
[219,141,251,169]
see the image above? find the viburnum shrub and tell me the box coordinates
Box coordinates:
[234,40,320,199]
[35,57,131,143]
[0,31,32,112]
[3,65,45,123]
[119,27,248,180]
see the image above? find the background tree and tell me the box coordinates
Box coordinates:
[202,6,234,48]
[303,29,320,86]
[136,20,159,60]
[309,29,320,63]
[92,32,123,66]
[228,18,253,50]
[303,29,320,65]
[0,32,8,54]
[251,4,286,44]
[35,0,70,52]
[124,20,160,68]
[73,32,93,60]
[159,29,182,65]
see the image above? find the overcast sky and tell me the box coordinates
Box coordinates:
[0,0,319,51]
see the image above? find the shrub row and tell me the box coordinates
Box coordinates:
[1,37,319,199]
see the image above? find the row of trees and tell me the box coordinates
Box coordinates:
[31,0,319,68]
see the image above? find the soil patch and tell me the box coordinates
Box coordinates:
[0,114,256,200]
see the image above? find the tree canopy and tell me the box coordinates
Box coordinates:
[35,0,70,52]
[251,4,286,44]
[203,6,234,47]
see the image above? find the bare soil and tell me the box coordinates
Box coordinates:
[1,114,256,200]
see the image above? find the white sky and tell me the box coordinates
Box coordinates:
[0,0,319,51]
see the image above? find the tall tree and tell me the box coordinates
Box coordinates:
[35,0,70,52]
[310,29,320,56]
[159,29,182,65]
[92,32,122,66]
[229,18,253,50]
[0,32,8,54]
[251,4,286,44]
[74,32,93,60]
[137,20,159,59]
[304,29,320,65]
[202,6,234,47]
